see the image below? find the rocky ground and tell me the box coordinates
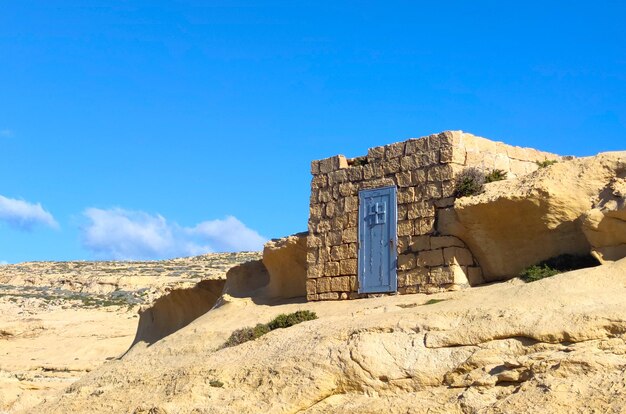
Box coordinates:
[0,252,261,413]
[25,258,626,413]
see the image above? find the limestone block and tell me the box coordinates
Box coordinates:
[494,153,511,171]
[318,292,339,300]
[429,266,454,284]
[398,188,415,204]
[430,236,465,249]
[403,266,429,286]
[383,157,401,175]
[310,188,320,204]
[339,182,356,197]
[309,204,323,220]
[339,259,357,276]
[410,235,431,252]
[426,183,442,199]
[326,231,342,246]
[324,202,336,218]
[398,253,416,270]
[307,264,323,278]
[318,189,332,203]
[420,151,440,166]
[307,292,318,301]
[328,169,348,186]
[397,220,414,237]
[363,162,383,179]
[306,279,317,295]
[306,249,318,264]
[400,155,420,171]
[452,147,467,165]
[344,196,359,212]
[412,169,427,185]
[324,262,340,277]
[397,204,408,220]
[408,202,435,220]
[311,160,321,175]
[416,217,435,235]
[441,180,455,198]
[359,178,395,190]
[316,219,331,233]
[331,276,351,291]
[428,164,454,182]
[331,215,349,230]
[367,146,385,160]
[440,146,454,163]
[349,276,357,290]
[319,156,348,174]
[417,249,444,267]
[465,151,484,169]
[434,197,455,208]
[385,142,406,159]
[307,234,323,248]
[330,244,351,261]
[316,277,331,293]
[342,227,357,244]
[444,247,474,266]
[311,175,327,189]
[427,134,442,150]
[396,171,413,187]
[405,137,428,155]
[397,236,411,252]
[346,167,363,181]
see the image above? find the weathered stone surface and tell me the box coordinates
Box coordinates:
[581,177,626,262]
[262,233,307,299]
[445,152,626,281]
[417,250,444,267]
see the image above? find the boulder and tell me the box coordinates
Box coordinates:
[439,152,626,281]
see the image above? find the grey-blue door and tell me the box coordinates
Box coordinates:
[358,186,397,294]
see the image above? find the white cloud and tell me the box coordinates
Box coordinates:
[0,129,13,138]
[0,195,58,230]
[81,208,267,260]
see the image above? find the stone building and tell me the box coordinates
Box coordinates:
[306,130,560,301]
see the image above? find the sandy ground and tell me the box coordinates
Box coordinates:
[0,300,137,413]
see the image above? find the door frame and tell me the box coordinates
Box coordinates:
[357,185,398,294]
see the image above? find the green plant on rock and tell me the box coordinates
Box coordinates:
[484,169,507,183]
[454,167,485,197]
[519,254,599,283]
[222,310,318,348]
[536,159,558,168]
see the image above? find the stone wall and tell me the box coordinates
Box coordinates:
[306,130,561,301]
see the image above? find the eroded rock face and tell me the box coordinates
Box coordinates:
[441,151,626,281]
[261,232,308,299]
[582,176,626,262]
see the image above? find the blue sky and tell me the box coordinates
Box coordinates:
[1,1,625,263]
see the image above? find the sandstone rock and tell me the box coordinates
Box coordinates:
[31,258,626,414]
[441,152,626,281]
[261,232,308,299]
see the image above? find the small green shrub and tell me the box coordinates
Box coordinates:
[484,169,507,183]
[209,379,224,388]
[454,167,485,197]
[519,254,599,283]
[423,299,446,305]
[536,159,558,168]
[519,265,560,282]
[267,310,318,330]
[223,310,318,348]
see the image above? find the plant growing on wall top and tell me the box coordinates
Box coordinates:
[485,169,507,183]
[454,167,485,197]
